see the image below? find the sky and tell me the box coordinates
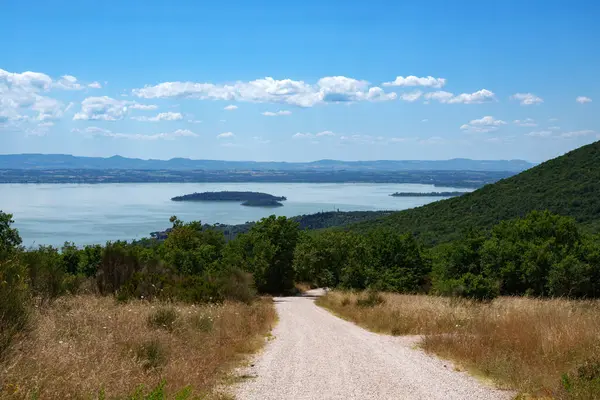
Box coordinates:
[1,0,599,162]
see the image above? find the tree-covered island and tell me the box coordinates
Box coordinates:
[171,191,287,207]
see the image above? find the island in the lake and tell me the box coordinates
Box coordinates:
[171,191,287,207]
[390,191,466,197]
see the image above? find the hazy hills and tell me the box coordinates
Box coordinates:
[0,154,534,172]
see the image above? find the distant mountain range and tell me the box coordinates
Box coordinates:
[0,154,535,172]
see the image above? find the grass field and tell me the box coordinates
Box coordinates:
[1,295,275,399]
[317,291,600,399]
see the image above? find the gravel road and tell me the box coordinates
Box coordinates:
[233,289,512,400]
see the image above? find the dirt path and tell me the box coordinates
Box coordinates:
[233,289,512,400]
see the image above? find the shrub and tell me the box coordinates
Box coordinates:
[218,268,256,304]
[135,339,167,370]
[356,290,385,307]
[0,258,30,359]
[190,314,213,333]
[147,307,179,331]
[436,273,499,301]
[22,245,67,303]
[561,358,600,398]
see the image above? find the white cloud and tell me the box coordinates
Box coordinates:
[460,116,507,133]
[548,126,560,131]
[74,126,198,140]
[576,96,592,104]
[188,119,202,124]
[400,91,423,102]
[224,104,238,111]
[132,112,183,122]
[383,76,446,88]
[129,103,158,110]
[293,131,335,139]
[54,75,84,90]
[513,118,537,127]
[262,110,292,116]
[73,96,130,121]
[217,132,235,139]
[424,89,495,104]
[88,81,102,89]
[74,97,159,120]
[526,130,552,137]
[132,76,397,107]
[315,130,335,137]
[561,130,595,138]
[511,93,543,105]
[38,121,55,127]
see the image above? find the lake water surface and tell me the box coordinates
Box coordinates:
[0,183,471,247]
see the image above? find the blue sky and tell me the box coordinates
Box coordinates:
[1,0,598,162]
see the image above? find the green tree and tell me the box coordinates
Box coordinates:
[225,216,299,294]
[0,211,22,260]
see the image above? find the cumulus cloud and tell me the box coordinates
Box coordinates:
[561,130,595,138]
[400,91,423,102]
[132,112,183,122]
[0,68,65,122]
[217,132,235,139]
[511,93,543,105]
[224,104,238,111]
[514,118,537,127]
[460,116,507,133]
[73,126,198,140]
[424,89,495,104]
[262,110,292,116]
[88,81,102,89]
[576,96,592,104]
[383,76,446,88]
[74,96,159,120]
[132,76,397,107]
[526,130,552,137]
[54,75,83,90]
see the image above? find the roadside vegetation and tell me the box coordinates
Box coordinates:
[317,292,600,399]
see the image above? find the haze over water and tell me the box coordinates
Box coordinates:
[1,183,470,247]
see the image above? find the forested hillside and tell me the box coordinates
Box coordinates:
[350,141,600,243]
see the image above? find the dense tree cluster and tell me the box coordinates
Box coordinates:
[2,207,600,358]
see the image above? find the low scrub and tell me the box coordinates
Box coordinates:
[0,295,275,399]
[318,291,600,398]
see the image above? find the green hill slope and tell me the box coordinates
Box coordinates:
[351,141,600,243]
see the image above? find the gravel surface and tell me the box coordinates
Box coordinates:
[233,289,513,400]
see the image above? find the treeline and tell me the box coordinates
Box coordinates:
[3,209,600,359]
[390,191,465,197]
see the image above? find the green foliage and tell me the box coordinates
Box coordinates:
[22,245,68,302]
[225,216,299,294]
[147,307,179,331]
[0,211,22,260]
[561,358,600,399]
[350,141,600,243]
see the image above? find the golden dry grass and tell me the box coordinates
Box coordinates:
[1,295,275,399]
[317,291,600,399]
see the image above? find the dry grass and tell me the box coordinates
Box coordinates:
[317,291,600,399]
[1,295,275,399]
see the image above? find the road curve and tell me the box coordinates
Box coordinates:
[233,289,512,400]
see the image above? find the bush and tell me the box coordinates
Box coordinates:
[135,339,167,370]
[218,268,256,304]
[22,246,67,303]
[147,307,179,331]
[0,258,30,359]
[356,291,385,307]
[561,358,600,398]
[436,273,499,301]
[190,314,213,333]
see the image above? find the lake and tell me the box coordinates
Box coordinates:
[0,183,471,247]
